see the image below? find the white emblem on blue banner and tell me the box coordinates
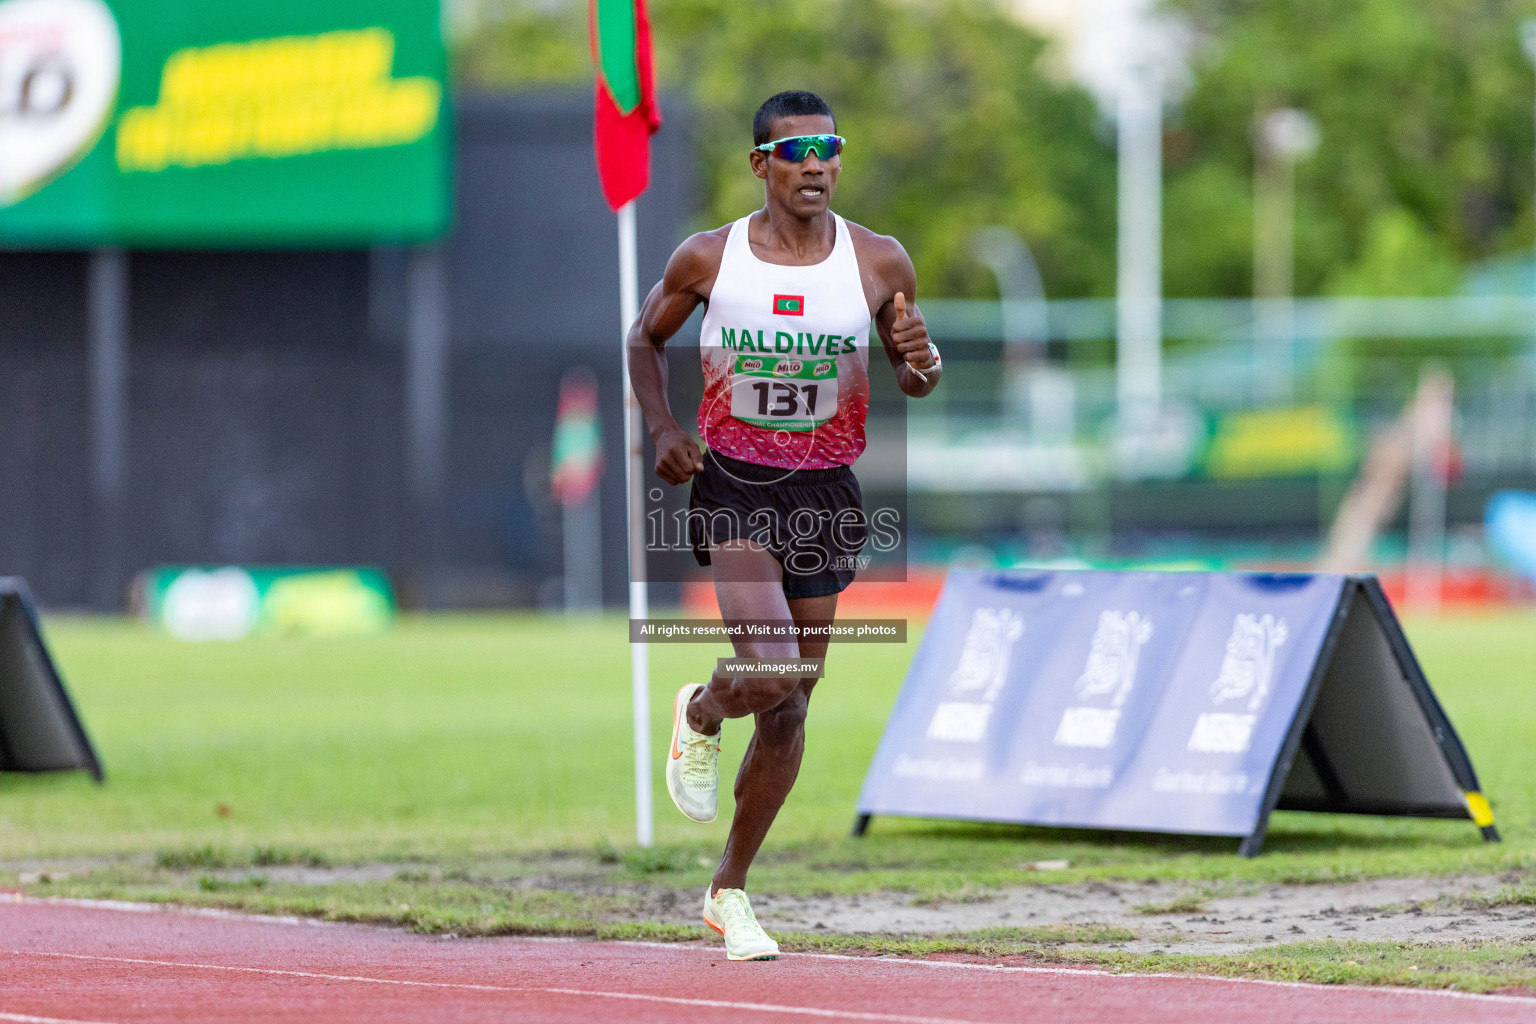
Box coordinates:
[1053,706,1121,748]
[1187,614,1290,754]
[1152,767,1251,793]
[1053,610,1153,749]
[946,607,1024,699]
[1187,712,1257,753]
[1208,613,1289,712]
[892,754,984,781]
[1074,610,1153,707]
[927,701,993,742]
[1020,760,1114,788]
[927,607,1024,743]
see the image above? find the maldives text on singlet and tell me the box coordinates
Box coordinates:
[697,214,872,470]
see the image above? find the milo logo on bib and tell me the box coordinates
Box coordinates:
[731,354,837,431]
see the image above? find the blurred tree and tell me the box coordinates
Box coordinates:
[454,0,1118,298]
[1327,209,1464,297]
[455,0,1536,300]
[1166,0,1536,297]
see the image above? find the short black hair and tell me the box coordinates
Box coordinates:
[753,91,836,146]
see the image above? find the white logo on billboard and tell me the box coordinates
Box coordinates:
[1073,610,1153,708]
[1054,610,1152,749]
[946,607,1024,701]
[1209,613,1288,711]
[926,607,1023,744]
[161,567,259,642]
[1187,712,1257,754]
[926,701,993,743]
[1053,706,1121,748]
[1187,613,1289,754]
[0,0,119,206]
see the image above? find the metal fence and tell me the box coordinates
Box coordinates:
[906,296,1536,489]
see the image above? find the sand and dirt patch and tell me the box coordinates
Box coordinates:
[746,874,1536,954]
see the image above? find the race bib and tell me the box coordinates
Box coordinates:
[730,354,838,431]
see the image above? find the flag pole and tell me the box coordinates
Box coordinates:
[618,199,653,847]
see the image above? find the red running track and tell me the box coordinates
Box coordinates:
[0,896,1529,1024]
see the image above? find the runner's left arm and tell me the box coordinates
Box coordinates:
[871,240,940,398]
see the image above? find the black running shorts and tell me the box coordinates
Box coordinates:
[687,449,867,599]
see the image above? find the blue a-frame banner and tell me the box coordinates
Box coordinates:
[854,570,1492,855]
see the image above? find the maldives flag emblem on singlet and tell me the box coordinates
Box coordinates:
[773,294,805,315]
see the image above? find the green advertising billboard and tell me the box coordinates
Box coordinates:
[0,0,448,245]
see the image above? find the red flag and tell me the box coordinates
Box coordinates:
[589,0,662,211]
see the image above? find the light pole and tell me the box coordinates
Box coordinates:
[1116,62,1163,429]
[1253,107,1319,404]
[972,226,1073,443]
[972,225,1047,364]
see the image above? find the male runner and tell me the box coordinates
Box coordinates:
[627,90,940,961]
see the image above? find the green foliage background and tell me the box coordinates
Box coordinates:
[457,0,1115,299]
[1166,0,1536,298]
[454,0,1536,300]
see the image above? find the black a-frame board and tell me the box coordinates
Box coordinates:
[0,578,103,781]
[1239,574,1494,856]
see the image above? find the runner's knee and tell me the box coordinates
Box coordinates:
[754,674,802,713]
[757,689,809,746]
[734,639,800,662]
[713,669,800,715]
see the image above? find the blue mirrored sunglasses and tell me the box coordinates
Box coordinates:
[752,134,846,162]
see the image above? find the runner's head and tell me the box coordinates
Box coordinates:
[750,90,839,217]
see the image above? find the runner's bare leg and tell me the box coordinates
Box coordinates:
[711,592,833,893]
[687,539,837,894]
[688,540,800,727]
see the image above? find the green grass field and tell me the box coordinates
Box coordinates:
[4,610,1533,880]
[3,610,1535,992]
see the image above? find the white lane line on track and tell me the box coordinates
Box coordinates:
[2,950,1008,1024]
[535,937,1536,1007]
[0,893,333,929]
[533,987,1010,1024]
[0,1012,124,1024]
[781,950,1536,1007]
[6,896,1533,1008]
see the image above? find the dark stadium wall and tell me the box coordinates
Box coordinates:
[0,92,696,610]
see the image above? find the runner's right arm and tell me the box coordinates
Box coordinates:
[627,231,726,485]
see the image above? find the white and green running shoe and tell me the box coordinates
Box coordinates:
[703,886,779,961]
[665,683,721,823]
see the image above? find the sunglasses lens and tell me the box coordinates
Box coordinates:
[774,135,841,161]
